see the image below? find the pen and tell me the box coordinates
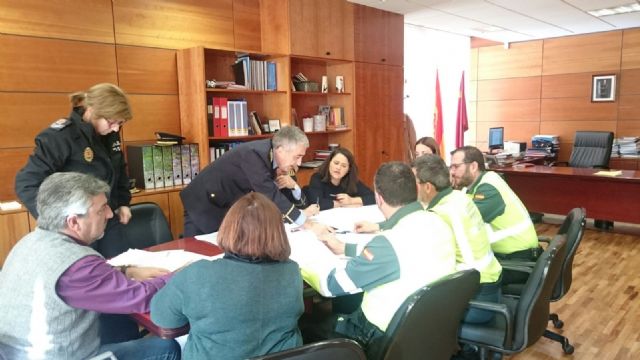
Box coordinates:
[329,194,337,197]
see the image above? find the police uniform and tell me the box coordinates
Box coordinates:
[14,107,131,255]
[180,139,302,236]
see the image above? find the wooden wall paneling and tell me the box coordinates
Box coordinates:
[541,73,594,98]
[122,95,181,142]
[112,0,235,50]
[28,213,37,231]
[621,28,640,69]
[476,99,541,123]
[542,32,622,75]
[0,148,32,201]
[0,35,117,92]
[288,0,318,57]
[0,211,30,267]
[383,10,404,66]
[233,0,261,52]
[317,0,354,60]
[116,46,178,95]
[541,98,617,121]
[477,77,541,101]
[0,93,70,148]
[477,41,542,80]
[476,121,540,144]
[620,69,640,95]
[469,48,478,81]
[540,120,617,143]
[168,190,184,238]
[618,95,640,120]
[177,47,206,162]
[260,0,290,54]
[616,120,640,137]
[468,80,477,102]
[0,0,115,43]
[130,192,171,230]
[556,145,574,162]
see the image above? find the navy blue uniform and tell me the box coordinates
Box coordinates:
[15,107,130,217]
[180,139,301,236]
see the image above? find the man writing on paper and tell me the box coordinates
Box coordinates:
[180,126,324,236]
[300,162,456,354]
[0,172,179,360]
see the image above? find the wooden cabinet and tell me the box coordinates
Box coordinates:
[354,4,404,66]
[177,47,290,166]
[0,209,30,267]
[354,63,405,187]
[290,56,354,160]
[289,0,354,60]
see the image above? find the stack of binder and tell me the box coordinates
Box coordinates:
[527,135,559,159]
[127,144,200,190]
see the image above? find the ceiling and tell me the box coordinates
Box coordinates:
[348,0,640,43]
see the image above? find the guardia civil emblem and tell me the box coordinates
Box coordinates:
[83,147,94,162]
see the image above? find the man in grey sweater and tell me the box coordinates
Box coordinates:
[0,172,180,360]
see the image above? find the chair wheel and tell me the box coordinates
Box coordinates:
[553,319,564,329]
[562,339,574,354]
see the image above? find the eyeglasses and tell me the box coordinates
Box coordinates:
[449,162,468,170]
[103,118,125,128]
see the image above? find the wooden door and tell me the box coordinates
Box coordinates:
[317,0,353,60]
[354,5,403,66]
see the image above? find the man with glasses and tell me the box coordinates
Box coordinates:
[449,146,539,261]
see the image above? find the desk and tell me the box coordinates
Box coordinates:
[496,166,640,223]
[130,237,223,339]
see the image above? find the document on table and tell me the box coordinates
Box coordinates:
[312,205,385,232]
[594,170,622,177]
[107,249,223,271]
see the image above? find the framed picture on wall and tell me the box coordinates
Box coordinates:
[592,75,616,102]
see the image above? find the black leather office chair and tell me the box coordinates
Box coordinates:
[556,131,613,229]
[502,207,586,354]
[368,269,480,360]
[459,235,567,360]
[249,338,366,360]
[566,131,614,169]
[99,202,173,258]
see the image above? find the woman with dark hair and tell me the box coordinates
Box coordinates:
[150,192,304,359]
[415,136,440,157]
[305,147,374,210]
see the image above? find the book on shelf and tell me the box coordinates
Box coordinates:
[230,56,275,91]
[249,111,262,135]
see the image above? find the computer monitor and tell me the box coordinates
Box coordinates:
[488,127,504,151]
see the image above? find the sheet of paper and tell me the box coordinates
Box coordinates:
[107,249,223,271]
[312,205,385,232]
[594,170,622,177]
[195,232,218,245]
[0,201,22,211]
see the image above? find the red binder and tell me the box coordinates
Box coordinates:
[220,97,229,137]
[213,97,222,137]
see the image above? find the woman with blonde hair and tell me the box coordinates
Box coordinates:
[151,192,304,359]
[15,83,133,256]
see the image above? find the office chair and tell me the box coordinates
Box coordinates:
[458,235,567,360]
[99,202,173,258]
[501,207,586,354]
[556,131,613,229]
[249,338,366,360]
[367,269,480,360]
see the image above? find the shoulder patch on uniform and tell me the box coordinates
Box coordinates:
[362,247,375,261]
[50,118,71,130]
[473,193,485,200]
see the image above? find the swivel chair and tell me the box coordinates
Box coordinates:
[368,269,480,360]
[502,207,586,354]
[98,202,173,258]
[459,235,567,359]
[250,338,366,360]
[559,131,613,229]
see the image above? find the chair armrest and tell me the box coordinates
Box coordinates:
[467,300,513,348]
[499,260,536,269]
[538,235,552,243]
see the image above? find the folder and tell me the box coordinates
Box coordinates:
[152,145,165,188]
[190,144,200,178]
[172,144,183,186]
[126,145,155,189]
[267,61,277,91]
[162,145,174,187]
[181,144,192,185]
[207,97,214,136]
[213,97,222,137]
[220,98,229,137]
